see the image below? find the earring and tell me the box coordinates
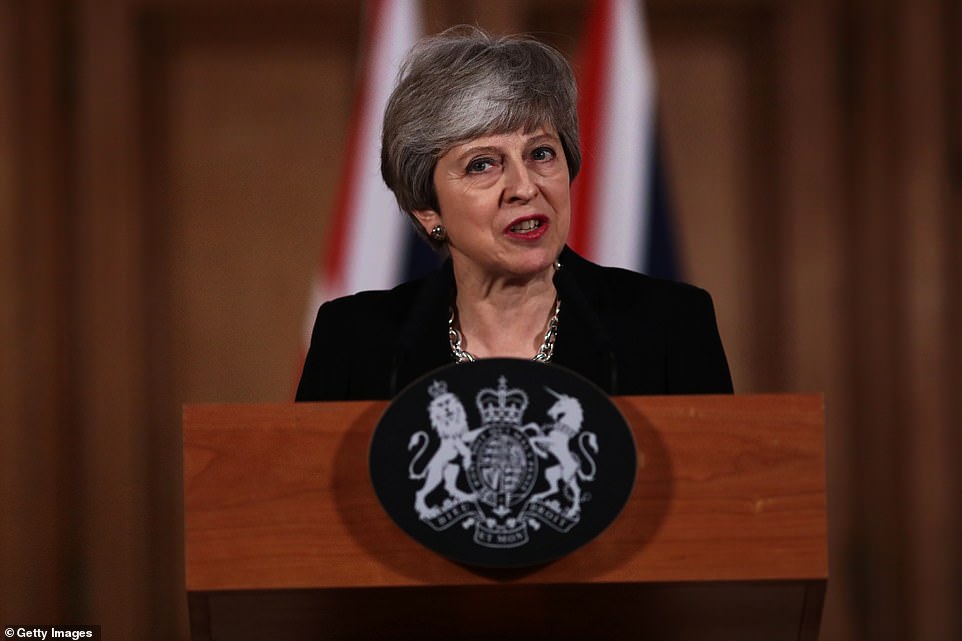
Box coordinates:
[430,224,447,242]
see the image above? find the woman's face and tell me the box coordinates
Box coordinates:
[414,125,570,284]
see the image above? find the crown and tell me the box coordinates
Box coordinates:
[476,376,528,426]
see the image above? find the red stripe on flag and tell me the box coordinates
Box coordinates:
[570,0,611,257]
[322,0,387,286]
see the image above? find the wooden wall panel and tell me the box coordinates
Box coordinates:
[776,2,856,638]
[0,0,26,623]
[156,16,357,405]
[895,3,958,638]
[838,1,959,638]
[949,2,962,635]
[0,0,74,626]
[74,2,153,638]
[138,6,362,639]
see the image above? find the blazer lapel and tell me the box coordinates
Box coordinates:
[389,260,455,396]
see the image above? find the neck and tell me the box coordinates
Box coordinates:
[452,266,558,360]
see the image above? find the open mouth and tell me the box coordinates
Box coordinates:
[510,219,542,233]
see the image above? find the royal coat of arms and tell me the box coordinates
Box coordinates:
[408,376,600,548]
[369,359,636,567]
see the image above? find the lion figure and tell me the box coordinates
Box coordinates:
[408,384,480,519]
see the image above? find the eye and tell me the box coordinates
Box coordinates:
[531,146,556,162]
[466,157,496,174]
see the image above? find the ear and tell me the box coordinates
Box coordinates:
[411,208,441,235]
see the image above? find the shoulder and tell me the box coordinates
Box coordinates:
[306,276,436,348]
[316,278,425,318]
[555,248,732,394]
[560,248,714,314]
[296,272,444,402]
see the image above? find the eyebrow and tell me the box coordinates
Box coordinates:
[453,133,561,164]
[455,146,500,164]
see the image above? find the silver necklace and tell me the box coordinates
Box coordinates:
[448,298,561,363]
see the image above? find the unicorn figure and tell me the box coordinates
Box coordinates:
[527,387,598,517]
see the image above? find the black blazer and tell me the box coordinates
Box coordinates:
[296,247,733,401]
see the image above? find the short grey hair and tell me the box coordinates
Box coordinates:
[380,26,581,235]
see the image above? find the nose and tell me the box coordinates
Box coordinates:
[503,161,538,204]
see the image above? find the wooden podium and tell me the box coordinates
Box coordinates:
[183,394,826,641]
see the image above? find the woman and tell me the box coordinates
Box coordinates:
[296,26,732,401]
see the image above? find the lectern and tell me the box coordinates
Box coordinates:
[184,394,826,640]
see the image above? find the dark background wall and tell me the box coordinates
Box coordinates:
[1,1,959,639]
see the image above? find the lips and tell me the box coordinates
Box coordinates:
[505,215,549,239]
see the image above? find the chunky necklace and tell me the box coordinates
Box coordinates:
[448,298,561,363]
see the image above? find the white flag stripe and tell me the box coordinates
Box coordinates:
[341,0,419,296]
[587,0,656,272]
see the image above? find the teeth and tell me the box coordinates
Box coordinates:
[511,219,541,232]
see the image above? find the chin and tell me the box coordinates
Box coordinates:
[504,252,558,278]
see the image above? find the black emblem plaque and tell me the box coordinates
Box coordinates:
[369,358,637,567]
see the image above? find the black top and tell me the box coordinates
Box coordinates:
[296,247,733,401]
